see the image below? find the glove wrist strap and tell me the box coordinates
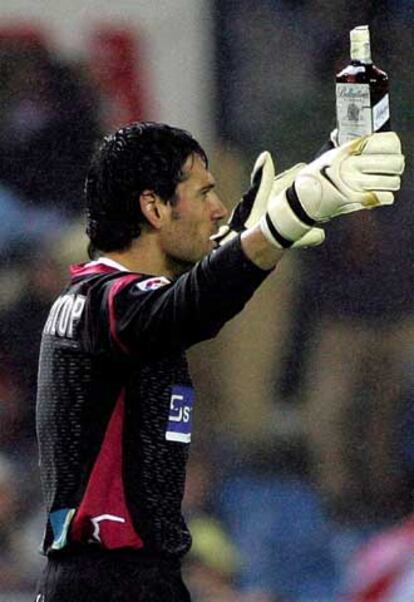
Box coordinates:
[261,187,314,248]
[286,185,316,227]
[260,213,293,248]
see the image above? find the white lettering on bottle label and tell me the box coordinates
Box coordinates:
[373,93,389,131]
[336,83,372,145]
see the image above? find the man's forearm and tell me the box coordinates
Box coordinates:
[241,225,285,271]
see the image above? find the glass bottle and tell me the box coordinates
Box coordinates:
[336,25,390,145]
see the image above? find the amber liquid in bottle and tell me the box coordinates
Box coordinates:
[336,25,390,145]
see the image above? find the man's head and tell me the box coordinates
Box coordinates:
[85,122,226,267]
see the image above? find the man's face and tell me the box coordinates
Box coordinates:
[160,154,228,272]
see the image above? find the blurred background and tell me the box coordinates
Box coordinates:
[0,1,413,601]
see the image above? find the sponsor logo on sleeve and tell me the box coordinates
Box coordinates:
[136,276,170,291]
[166,385,194,443]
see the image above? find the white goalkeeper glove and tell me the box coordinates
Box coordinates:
[260,131,405,249]
[212,152,324,248]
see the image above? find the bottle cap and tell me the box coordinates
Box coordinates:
[350,25,372,63]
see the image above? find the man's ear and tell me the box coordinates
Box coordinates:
[139,190,169,229]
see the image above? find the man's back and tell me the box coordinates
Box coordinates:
[37,260,193,558]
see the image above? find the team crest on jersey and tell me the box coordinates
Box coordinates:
[136,276,170,291]
[166,385,194,443]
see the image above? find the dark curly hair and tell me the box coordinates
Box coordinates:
[85,121,208,258]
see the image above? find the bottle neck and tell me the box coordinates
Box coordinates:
[351,40,372,64]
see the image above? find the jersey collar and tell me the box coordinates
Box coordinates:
[70,257,130,279]
[89,257,130,272]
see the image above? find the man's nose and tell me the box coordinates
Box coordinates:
[212,195,228,220]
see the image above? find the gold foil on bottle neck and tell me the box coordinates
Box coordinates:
[350,25,372,64]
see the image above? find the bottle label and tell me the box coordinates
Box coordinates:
[373,93,389,131]
[336,83,372,145]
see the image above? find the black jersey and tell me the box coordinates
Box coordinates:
[36,237,270,558]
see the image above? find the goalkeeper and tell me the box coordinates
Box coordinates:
[35,122,404,602]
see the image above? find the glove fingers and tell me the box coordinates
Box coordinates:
[350,154,405,175]
[251,151,275,185]
[366,190,395,206]
[354,190,395,208]
[354,174,401,191]
[358,131,402,155]
[337,191,395,215]
[244,152,276,230]
[210,224,234,244]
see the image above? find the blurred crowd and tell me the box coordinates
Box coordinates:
[1,2,414,601]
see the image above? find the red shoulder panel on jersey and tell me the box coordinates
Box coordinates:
[70,263,118,279]
[108,274,141,354]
